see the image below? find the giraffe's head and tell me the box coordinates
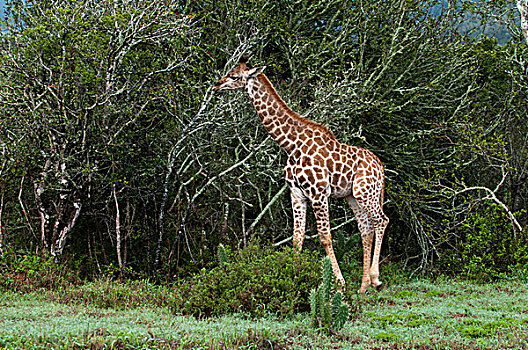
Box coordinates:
[212,55,266,92]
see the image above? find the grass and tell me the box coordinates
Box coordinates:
[1,278,528,349]
[0,291,304,349]
[348,279,528,349]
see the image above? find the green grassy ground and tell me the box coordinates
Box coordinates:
[1,279,527,349]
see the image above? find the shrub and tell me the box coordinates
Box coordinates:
[0,248,79,292]
[170,244,322,317]
[439,203,528,280]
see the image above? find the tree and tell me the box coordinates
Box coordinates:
[1,0,197,265]
[0,0,526,279]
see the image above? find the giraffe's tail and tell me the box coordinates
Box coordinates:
[379,168,389,222]
[381,173,385,208]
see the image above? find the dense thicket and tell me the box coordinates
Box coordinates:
[1,0,526,280]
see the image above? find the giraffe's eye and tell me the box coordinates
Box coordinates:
[229,75,240,81]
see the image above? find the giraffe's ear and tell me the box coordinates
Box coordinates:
[247,66,266,78]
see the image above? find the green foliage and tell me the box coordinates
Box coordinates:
[374,331,400,341]
[309,257,350,333]
[218,243,228,266]
[0,249,79,292]
[439,203,528,280]
[0,0,526,281]
[171,244,322,317]
[1,278,528,349]
[457,318,524,339]
[395,290,417,299]
[334,231,361,263]
[54,278,171,309]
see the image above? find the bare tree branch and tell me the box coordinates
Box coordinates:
[441,170,524,235]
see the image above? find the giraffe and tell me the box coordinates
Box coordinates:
[212,56,389,293]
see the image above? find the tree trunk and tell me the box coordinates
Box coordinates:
[0,186,4,255]
[519,0,528,44]
[51,198,82,261]
[113,184,123,276]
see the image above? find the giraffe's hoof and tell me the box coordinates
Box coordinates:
[374,282,383,291]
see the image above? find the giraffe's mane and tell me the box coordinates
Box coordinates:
[258,74,337,140]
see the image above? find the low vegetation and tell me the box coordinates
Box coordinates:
[171,245,321,317]
[1,245,527,349]
[309,257,349,334]
[1,277,527,349]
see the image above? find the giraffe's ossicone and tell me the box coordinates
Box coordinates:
[213,55,389,294]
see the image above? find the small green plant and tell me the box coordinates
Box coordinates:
[395,290,416,298]
[309,257,349,333]
[459,326,491,338]
[334,231,360,261]
[374,331,399,341]
[218,244,228,266]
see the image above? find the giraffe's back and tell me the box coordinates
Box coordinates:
[326,140,371,199]
[286,133,384,201]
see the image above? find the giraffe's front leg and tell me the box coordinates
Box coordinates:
[290,186,307,250]
[311,195,346,289]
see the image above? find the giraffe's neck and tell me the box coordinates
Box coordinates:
[246,74,308,154]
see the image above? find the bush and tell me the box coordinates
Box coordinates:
[439,203,528,280]
[170,244,322,317]
[0,249,79,292]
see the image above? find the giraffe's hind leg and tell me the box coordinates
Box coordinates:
[346,195,387,293]
[369,208,389,290]
[346,196,374,293]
